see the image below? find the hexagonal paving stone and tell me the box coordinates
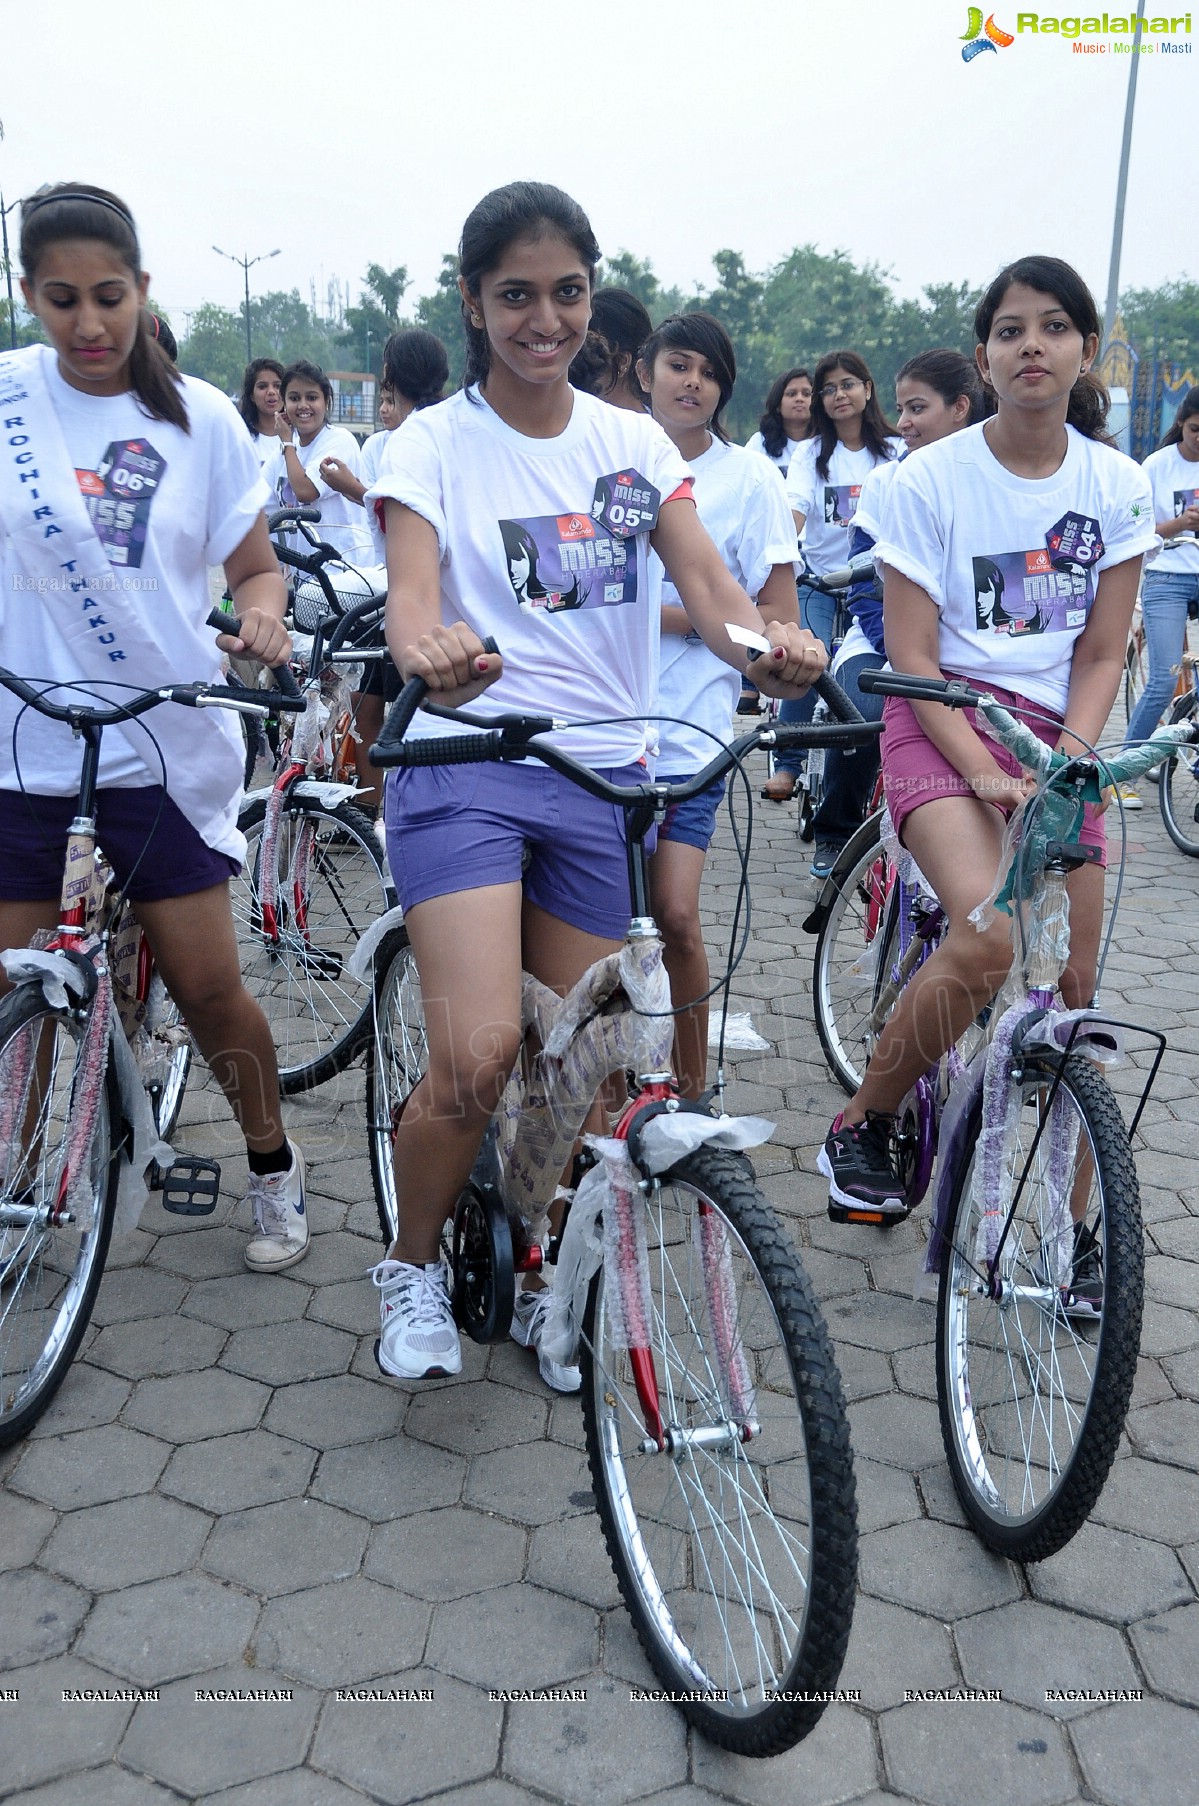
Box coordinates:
[311,1670,501,1805]
[1028,1521,1192,1624]
[204,1499,368,1596]
[194,1773,372,1806]
[262,1373,402,1449]
[76,1573,260,1685]
[693,1701,880,1805]
[852,1456,923,1535]
[180,1273,310,1331]
[310,1434,464,1522]
[858,1518,1021,1618]
[3,1765,182,1806]
[1129,1601,1199,1707]
[1125,1397,1199,1470]
[220,1318,356,1386]
[118,1666,320,1797]
[12,1425,170,1510]
[91,1267,188,1325]
[0,1569,90,1671]
[0,1657,137,1791]
[40,1493,212,1591]
[956,1599,1142,1718]
[305,1278,378,1336]
[161,1430,316,1514]
[0,1494,54,1572]
[1092,1454,1199,1545]
[427,1584,596,1688]
[146,1221,248,1280]
[283,1230,379,1285]
[1162,1345,1199,1401]
[364,1507,526,1600]
[463,1440,591,1526]
[254,1578,429,1687]
[847,1392,947,1470]
[840,1594,958,1713]
[503,1673,686,1805]
[405,1378,548,1456]
[25,1364,131,1439]
[528,1516,622,1611]
[87,1314,226,1381]
[823,1289,933,1352]
[122,1368,269,1442]
[882,1700,1074,1806]
[1072,1698,1199,1806]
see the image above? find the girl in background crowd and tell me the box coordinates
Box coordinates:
[638,312,799,1096]
[237,356,287,466]
[763,349,901,801]
[272,358,373,565]
[819,257,1155,1277]
[808,348,986,876]
[745,366,814,476]
[570,286,652,411]
[1,183,309,1274]
[1118,385,1199,803]
[363,181,824,1387]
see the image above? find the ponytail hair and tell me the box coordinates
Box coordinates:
[19,182,188,433]
[896,348,989,424]
[1160,384,1199,450]
[382,328,449,409]
[974,255,1112,443]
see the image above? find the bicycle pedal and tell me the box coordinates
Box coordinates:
[152,1154,222,1216]
[827,1198,911,1228]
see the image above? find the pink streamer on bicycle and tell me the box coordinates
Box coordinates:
[63,964,114,1228]
[600,1139,654,1353]
[699,1205,756,1424]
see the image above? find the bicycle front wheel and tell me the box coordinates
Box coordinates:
[0,988,119,1446]
[366,927,427,1244]
[234,796,392,1092]
[1159,695,1199,857]
[581,1149,857,1756]
[937,1053,1142,1561]
[813,815,898,1095]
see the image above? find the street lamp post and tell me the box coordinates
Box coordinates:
[1,192,19,351]
[212,245,280,364]
[1102,0,1147,351]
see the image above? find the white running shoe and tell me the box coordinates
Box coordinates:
[243,1142,310,1272]
[371,1259,462,1379]
[510,1285,581,1394]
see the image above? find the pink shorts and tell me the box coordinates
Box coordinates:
[882,674,1107,867]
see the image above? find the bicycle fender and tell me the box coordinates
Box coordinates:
[626,1099,775,1178]
[288,779,368,809]
[346,904,406,985]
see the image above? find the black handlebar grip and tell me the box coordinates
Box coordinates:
[370,635,501,766]
[267,505,322,532]
[383,732,505,770]
[207,607,302,699]
[813,670,862,724]
[858,670,983,709]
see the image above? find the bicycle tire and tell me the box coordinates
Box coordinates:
[0,988,119,1446]
[366,926,427,1245]
[812,815,899,1095]
[1159,694,1199,857]
[936,1053,1142,1561]
[233,795,392,1092]
[580,1148,857,1755]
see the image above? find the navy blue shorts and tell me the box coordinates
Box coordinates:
[0,788,241,903]
[657,774,726,851]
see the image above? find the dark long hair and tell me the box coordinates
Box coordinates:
[19,182,188,432]
[459,182,602,392]
[381,328,448,408]
[974,255,1111,442]
[759,366,813,459]
[809,350,897,480]
[1161,384,1199,450]
[238,357,285,433]
[895,348,989,424]
[571,287,653,403]
[638,311,737,444]
[281,359,333,412]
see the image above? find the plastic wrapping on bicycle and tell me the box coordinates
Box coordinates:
[206,608,303,699]
[0,663,305,723]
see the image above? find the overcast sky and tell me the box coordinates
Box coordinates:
[2,0,1192,332]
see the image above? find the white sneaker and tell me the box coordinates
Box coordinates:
[371,1259,462,1379]
[243,1142,310,1272]
[510,1285,581,1394]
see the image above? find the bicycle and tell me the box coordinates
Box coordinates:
[761,562,854,840]
[0,663,304,1445]
[363,655,881,1755]
[1159,650,1199,854]
[230,509,395,1091]
[837,668,1196,1559]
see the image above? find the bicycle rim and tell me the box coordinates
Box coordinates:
[936,1055,1142,1561]
[581,1149,857,1756]
[367,929,427,1244]
[813,821,897,1095]
[144,974,192,1142]
[233,797,391,1091]
[0,993,117,1446]
[1160,698,1199,856]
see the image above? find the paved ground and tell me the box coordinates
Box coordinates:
[2,745,1198,1806]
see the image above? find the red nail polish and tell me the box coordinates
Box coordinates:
[475,658,489,673]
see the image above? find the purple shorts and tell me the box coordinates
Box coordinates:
[0,787,241,903]
[882,674,1106,867]
[657,775,726,851]
[383,757,652,940]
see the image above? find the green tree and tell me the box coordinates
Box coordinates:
[178,301,245,393]
[364,262,408,324]
[1118,279,1199,377]
[415,254,468,389]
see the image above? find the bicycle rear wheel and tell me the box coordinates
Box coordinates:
[936,1053,1142,1561]
[1159,695,1199,857]
[234,795,392,1092]
[0,989,119,1446]
[366,927,427,1245]
[581,1148,857,1756]
[143,972,192,1142]
[812,816,898,1095]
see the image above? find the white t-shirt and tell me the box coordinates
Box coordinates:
[360,428,397,563]
[656,438,798,773]
[250,428,281,469]
[0,361,268,834]
[875,422,1158,717]
[1141,444,1199,575]
[367,386,692,764]
[851,456,900,545]
[787,437,903,577]
[744,431,805,480]
[267,423,373,566]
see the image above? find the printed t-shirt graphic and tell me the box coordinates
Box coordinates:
[1173,487,1199,521]
[972,548,1093,636]
[75,439,166,569]
[498,468,658,614]
[822,484,861,527]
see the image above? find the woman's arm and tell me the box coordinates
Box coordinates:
[382,500,501,706]
[219,516,291,665]
[320,457,367,505]
[756,562,801,627]
[279,438,319,505]
[1057,555,1143,757]
[791,508,807,540]
[1157,504,1199,538]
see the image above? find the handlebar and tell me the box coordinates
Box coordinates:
[207,607,302,699]
[0,663,305,727]
[267,506,322,533]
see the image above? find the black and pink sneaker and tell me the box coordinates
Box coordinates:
[819,1110,909,1224]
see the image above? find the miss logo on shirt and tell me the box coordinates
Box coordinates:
[973,548,1094,637]
[498,512,634,614]
[822,485,861,527]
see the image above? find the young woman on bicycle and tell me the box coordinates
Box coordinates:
[272,359,373,566]
[1,183,310,1273]
[818,257,1157,1267]
[237,357,287,466]
[745,367,815,477]
[364,180,826,1384]
[636,311,799,1098]
[1118,385,1199,800]
[810,350,986,874]
[764,349,901,801]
